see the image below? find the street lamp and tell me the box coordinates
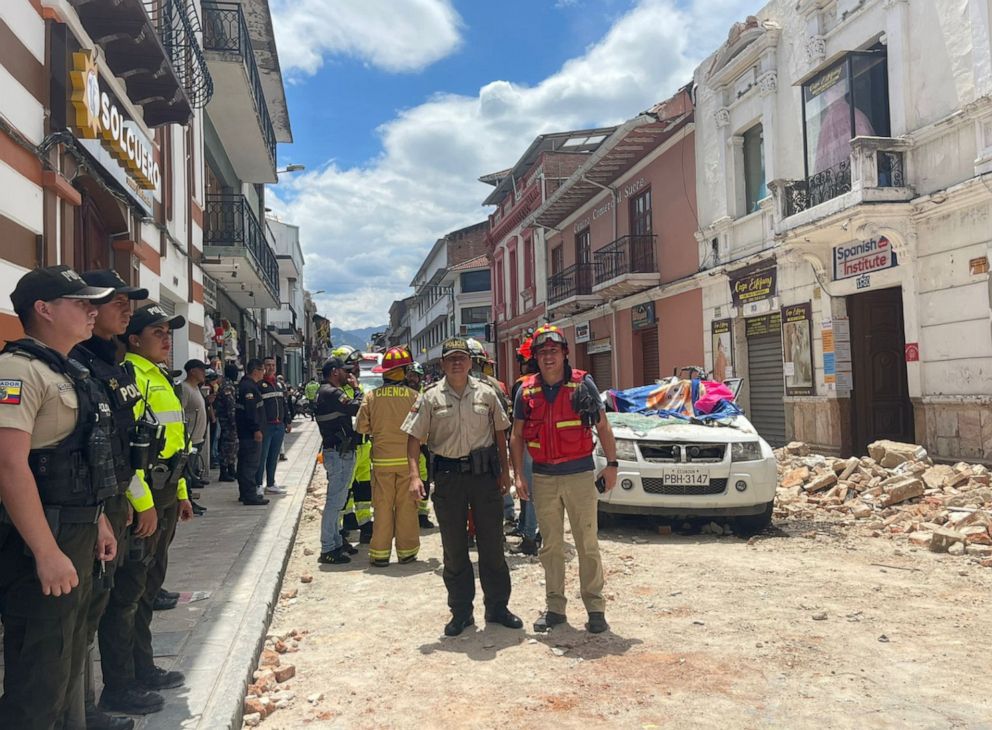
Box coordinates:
[276,164,305,174]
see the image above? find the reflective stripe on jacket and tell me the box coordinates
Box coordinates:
[520,368,594,465]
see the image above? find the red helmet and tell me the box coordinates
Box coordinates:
[531,324,568,353]
[516,337,533,361]
[372,346,414,373]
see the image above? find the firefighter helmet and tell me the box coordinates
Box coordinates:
[372,346,414,374]
[516,336,533,362]
[531,324,568,352]
[409,361,425,376]
[465,337,487,362]
[331,344,362,366]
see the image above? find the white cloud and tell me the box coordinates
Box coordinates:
[271,0,463,75]
[272,0,764,329]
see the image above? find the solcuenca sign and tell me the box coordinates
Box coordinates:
[833,236,898,281]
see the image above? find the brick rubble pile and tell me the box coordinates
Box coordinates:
[775,439,992,565]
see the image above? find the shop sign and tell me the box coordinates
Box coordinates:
[833,236,898,281]
[782,302,815,396]
[586,337,611,355]
[631,301,656,331]
[574,322,591,343]
[710,318,733,380]
[730,261,777,307]
[70,50,160,213]
[905,342,920,362]
[744,312,781,338]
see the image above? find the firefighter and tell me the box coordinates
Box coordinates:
[358,346,422,566]
[509,324,618,635]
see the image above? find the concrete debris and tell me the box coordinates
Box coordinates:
[243,712,262,727]
[775,441,991,566]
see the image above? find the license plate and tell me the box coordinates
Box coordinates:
[660,469,709,486]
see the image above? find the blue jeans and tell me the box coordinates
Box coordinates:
[519,451,538,540]
[320,449,356,553]
[256,423,286,487]
[502,493,516,521]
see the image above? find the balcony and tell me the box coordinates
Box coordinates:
[68,0,213,125]
[772,137,914,229]
[547,263,601,314]
[201,1,277,182]
[202,194,280,309]
[592,234,660,298]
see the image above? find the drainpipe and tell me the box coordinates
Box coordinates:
[582,175,620,386]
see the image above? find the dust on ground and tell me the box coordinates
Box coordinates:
[251,466,992,729]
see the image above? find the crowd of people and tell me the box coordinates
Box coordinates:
[0,263,622,729]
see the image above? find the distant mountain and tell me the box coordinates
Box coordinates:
[331,325,386,351]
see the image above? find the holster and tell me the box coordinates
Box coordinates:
[469,445,500,476]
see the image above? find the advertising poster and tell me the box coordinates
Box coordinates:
[782,302,815,396]
[711,318,734,381]
[730,261,777,307]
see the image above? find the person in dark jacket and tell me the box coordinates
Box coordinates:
[236,359,268,506]
[256,356,292,495]
[214,363,240,482]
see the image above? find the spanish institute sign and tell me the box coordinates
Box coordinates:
[833,236,898,280]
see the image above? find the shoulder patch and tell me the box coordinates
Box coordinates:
[245,393,255,400]
[0,380,22,405]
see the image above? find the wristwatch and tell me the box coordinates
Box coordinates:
[606,460,619,468]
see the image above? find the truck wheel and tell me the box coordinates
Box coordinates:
[596,508,615,530]
[734,501,773,536]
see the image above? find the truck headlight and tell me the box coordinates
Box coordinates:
[731,441,762,462]
[597,439,637,461]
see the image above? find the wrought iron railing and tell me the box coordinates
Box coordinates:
[201,1,277,166]
[807,158,852,207]
[204,194,280,302]
[877,150,905,188]
[548,263,595,306]
[142,0,213,107]
[593,234,657,286]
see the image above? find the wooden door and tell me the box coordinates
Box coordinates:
[849,287,914,455]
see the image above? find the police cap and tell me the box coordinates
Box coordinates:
[441,337,471,358]
[125,304,186,337]
[11,265,115,314]
[81,269,149,300]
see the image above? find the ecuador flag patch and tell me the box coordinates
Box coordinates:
[0,380,22,405]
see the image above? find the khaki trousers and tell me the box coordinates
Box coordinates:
[532,471,606,614]
[369,471,420,562]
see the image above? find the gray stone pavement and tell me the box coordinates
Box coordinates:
[113,419,320,729]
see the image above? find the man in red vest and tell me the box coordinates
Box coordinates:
[509,324,619,634]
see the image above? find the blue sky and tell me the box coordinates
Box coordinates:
[269,0,765,328]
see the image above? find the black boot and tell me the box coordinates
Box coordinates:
[86,700,135,729]
[135,666,185,690]
[99,687,164,715]
[359,523,374,544]
[510,537,539,556]
[444,613,474,637]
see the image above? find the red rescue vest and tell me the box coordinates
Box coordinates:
[520,369,594,464]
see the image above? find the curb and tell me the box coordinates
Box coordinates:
[195,425,320,730]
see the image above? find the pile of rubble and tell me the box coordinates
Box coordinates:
[242,628,308,726]
[775,440,992,564]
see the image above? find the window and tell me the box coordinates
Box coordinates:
[509,249,518,317]
[495,258,504,312]
[743,124,766,214]
[460,269,491,293]
[551,244,564,276]
[523,237,534,289]
[575,228,591,265]
[630,188,652,236]
[461,306,490,324]
[803,47,889,178]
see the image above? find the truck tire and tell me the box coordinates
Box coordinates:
[734,501,773,536]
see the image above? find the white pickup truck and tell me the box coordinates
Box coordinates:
[593,386,776,533]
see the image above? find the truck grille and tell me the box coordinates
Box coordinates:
[638,443,727,463]
[641,478,728,496]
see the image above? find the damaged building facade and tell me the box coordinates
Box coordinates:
[693,0,992,462]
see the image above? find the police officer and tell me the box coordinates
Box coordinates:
[401,337,522,637]
[99,304,194,715]
[509,325,618,635]
[214,363,240,482]
[0,265,117,729]
[236,359,269,506]
[72,270,149,730]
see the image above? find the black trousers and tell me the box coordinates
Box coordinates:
[432,469,511,617]
[0,520,98,729]
[99,497,177,689]
[237,437,261,501]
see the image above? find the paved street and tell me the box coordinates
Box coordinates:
[109,420,320,729]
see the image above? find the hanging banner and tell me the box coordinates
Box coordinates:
[782,302,815,396]
[631,301,656,331]
[711,318,734,380]
[729,261,777,307]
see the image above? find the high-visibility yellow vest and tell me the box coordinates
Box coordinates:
[344,383,372,482]
[125,352,189,512]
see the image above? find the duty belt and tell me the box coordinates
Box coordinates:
[433,455,471,473]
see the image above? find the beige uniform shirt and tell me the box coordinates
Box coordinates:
[0,341,77,448]
[401,376,511,458]
[356,383,419,473]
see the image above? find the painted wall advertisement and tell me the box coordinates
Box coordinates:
[711,318,734,380]
[730,261,777,307]
[782,302,815,396]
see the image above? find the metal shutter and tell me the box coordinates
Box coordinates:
[746,332,786,447]
[589,352,613,391]
[641,327,660,384]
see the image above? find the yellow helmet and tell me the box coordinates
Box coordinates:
[331,345,362,366]
[531,324,568,352]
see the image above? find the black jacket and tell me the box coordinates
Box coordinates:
[315,383,362,450]
[236,376,264,438]
[259,378,291,426]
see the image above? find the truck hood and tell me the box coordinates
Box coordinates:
[605,412,761,443]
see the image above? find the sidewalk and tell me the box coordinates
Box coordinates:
[116,418,321,729]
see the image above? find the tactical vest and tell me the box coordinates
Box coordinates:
[521,368,595,465]
[72,342,142,491]
[3,339,117,508]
